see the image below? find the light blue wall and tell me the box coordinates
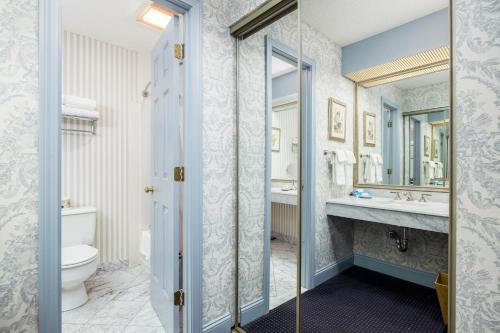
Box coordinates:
[342,9,449,75]
[272,70,297,100]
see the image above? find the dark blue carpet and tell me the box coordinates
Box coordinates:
[243,266,446,333]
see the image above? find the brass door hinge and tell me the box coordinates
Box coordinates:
[387,168,393,175]
[174,43,184,60]
[387,121,393,128]
[174,166,184,182]
[174,289,184,306]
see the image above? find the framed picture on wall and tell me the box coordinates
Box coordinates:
[328,98,346,142]
[272,127,281,152]
[424,135,431,157]
[432,139,439,159]
[363,112,376,147]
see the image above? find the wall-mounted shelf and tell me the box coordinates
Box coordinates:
[62,114,97,135]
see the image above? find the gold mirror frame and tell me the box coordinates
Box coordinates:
[353,65,451,193]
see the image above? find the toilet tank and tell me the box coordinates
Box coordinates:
[61,207,97,247]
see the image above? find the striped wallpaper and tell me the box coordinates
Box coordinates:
[61,31,144,263]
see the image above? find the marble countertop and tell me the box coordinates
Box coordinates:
[326,196,449,234]
[271,188,297,205]
[326,196,449,217]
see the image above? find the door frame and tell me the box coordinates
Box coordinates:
[38,1,203,332]
[381,97,400,185]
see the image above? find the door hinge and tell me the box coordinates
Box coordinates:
[174,166,184,182]
[174,289,184,306]
[174,43,184,60]
[387,168,393,175]
[387,121,393,128]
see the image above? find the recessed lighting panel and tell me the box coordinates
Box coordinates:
[138,4,172,30]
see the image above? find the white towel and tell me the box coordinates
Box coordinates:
[62,106,99,120]
[328,151,346,185]
[345,151,356,165]
[374,154,384,183]
[62,95,97,110]
[423,161,435,185]
[435,162,443,178]
[368,154,378,183]
[361,156,370,183]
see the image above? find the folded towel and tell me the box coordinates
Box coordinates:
[345,151,356,165]
[328,152,346,186]
[435,162,443,178]
[62,106,99,120]
[336,150,347,163]
[63,95,97,110]
[370,154,383,183]
[361,156,370,183]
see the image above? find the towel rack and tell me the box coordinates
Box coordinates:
[323,150,337,156]
[62,115,97,135]
[360,153,371,158]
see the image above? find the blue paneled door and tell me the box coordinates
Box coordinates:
[150,15,181,332]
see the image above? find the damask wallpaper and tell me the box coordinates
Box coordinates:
[454,0,500,331]
[403,81,450,112]
[201,0,269,326]
[0,0,39,332]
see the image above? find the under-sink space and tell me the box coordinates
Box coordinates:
[325,195,449,288]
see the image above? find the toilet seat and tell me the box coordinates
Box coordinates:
[62,245,98,269]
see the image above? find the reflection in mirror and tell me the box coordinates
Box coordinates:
[272,55,298,188]
[236,8,298,331]
[357,70,450,187]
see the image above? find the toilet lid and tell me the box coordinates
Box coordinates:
[62,245,98,268]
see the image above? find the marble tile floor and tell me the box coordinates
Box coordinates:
[269,239,307,309]
[62,263,166,333]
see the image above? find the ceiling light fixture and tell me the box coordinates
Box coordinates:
[137,4,173,30]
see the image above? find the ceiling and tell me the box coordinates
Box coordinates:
[301,0,448,46]
[62,0,162,52]
[392,70,449,90]
[272,56,296,77]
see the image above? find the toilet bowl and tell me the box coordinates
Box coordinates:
[61,207,98,311]
[61,245,98,311]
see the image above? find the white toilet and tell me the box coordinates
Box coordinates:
[61,206,98,311]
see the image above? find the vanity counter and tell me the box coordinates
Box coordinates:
[271,188,297,205]
[326,196,449,233]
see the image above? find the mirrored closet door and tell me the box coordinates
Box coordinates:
[232,2,300,332]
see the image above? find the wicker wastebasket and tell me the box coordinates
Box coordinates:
[435,272,448,325]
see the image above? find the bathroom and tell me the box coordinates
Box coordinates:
[59,0,173,331]
[1,0,499,333]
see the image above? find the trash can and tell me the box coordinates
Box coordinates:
[435,272,448,325]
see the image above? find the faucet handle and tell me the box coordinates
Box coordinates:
[403,191,414,201]
[419,193,432,202]
[390,191,402,200]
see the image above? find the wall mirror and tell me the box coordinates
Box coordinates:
[356,70,450,189]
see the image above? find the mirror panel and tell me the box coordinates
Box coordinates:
[236,8,298,330]
[356,70,450,188]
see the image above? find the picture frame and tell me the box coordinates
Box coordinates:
[328,98,346,142]
[424,135,431,157]
[432,139,439,159]
[272,127,281,152]
[363,112,376,147]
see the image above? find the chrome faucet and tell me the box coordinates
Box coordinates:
[390,191,402,200]
[403,191,414,201]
